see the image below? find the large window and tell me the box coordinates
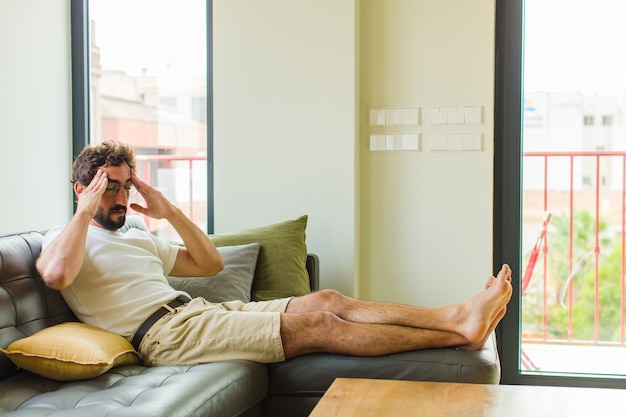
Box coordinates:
[71,0,213,238]
[496,0,626,388]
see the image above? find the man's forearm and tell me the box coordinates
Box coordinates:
[167,207,224,277]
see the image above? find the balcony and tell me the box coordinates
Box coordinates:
[521,151,626,374]
[133,154,208,241]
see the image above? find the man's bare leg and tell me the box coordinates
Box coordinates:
[280,264,512,358]
[280,312,468,358]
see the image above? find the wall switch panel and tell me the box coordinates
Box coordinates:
[429,107,442,125]
[403,133,419,150]
[406,108,419,125]
[430,106,483,125]
[369,109,386,126]
[370,134,419,152]
[369,107,420,126]
[429,133,482,151]
[387,109,402,125]
[370,135,386,151]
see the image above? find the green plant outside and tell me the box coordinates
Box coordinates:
[522,209,625,343]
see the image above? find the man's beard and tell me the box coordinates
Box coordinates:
[94,205,127,231]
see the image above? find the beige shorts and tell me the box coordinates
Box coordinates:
[138,297,292,366]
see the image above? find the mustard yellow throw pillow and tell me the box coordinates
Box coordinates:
[1,322,139,381]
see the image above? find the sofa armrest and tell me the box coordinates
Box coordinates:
[306,254,319,292]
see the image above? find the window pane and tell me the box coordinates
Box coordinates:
[89,0,208,240]
[521,0,626,377]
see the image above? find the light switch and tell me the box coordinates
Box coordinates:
[472,133,483,150]
[369,135,380,151]
[377,109,386,125]
[444,107,455,124]
[429,105,484,124]
[407,108,419,125]
[370,135,387,151]
[385,135,394,151]
[461,133,482,150]
[463,106,482,124]
[449,134,463,150]
[389,109,402,125]
[383,109,394,126]
[369,110,379,126]
[369,109,388,126]
[463,133,474,151]
[397,107,419,125]
[455,108,465,124]
[402,134,419,150]
[430,107,441,125]
[472,107,482,124]
[429,133,483,151]
[398,108,410,125]
[464,107,473,123]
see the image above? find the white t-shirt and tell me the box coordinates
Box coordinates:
[43,225,186,339]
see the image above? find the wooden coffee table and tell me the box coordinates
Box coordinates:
[309,378,625,417]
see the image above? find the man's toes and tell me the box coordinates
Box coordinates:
[496,264,512,282]
[485,276,496,289]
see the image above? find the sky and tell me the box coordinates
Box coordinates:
[524,0,626,94]
[89,0,206,77]
[90,0,626,92]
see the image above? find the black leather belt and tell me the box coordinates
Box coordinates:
[131,295,190,351]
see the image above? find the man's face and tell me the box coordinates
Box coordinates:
[92,163,132,231]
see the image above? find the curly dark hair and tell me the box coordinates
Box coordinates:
[72,140,136,185]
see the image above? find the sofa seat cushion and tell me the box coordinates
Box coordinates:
[263,333,500,417]
[0,361,267,417]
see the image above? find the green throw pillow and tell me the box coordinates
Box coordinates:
[210,215,311,301]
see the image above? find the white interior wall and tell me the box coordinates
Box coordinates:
[213,0,358,295]
[0,0,72,234]
[359,0,495,306]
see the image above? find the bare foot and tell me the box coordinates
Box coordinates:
[485,276,495,289]
[484,266,512,289]
[459,306,507,351]
[451,264,512,346]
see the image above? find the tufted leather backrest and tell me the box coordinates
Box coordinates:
[0,231,77,380]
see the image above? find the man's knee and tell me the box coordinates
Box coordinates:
[313,288,344,304]
[286,288,347,314]
[313,309,343,327]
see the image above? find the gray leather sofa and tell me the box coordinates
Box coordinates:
[0,230,501,417]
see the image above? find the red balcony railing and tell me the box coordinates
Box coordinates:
[133,154,208,240]
[522,151,626,349]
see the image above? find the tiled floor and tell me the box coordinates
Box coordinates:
[521,342,626,376]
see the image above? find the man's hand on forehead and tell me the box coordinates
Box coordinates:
[130,170,143,189]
